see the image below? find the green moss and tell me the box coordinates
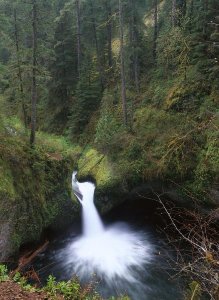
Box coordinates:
[164,79,210,112]
[133,106,177,139]
[0,125,80,258]
[186,121,219,201]
[1,45,218,259]
[11,233,22,251]
[78,148,116,189]
[5,116,26,133]
[0,160,15,198]
[87,90,217,205]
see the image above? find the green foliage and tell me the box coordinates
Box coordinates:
[78,147,116,189]
[45,275,58,296]
[185,281,202,300]
[12,272,35,292]
[95,111,124,154]
[45,275,100,300]
[0,159,15,198]
[45,276,130,300]
[2,265,35,291]
[69,77,102,139]
[90,94,218,202]
[36,131,76,156]
[0,115,79,257]
[186,121,219,199]
[12,271,22,283]
[0,267,130,300]
[0,265,9,282]
[47,2,77,133]
[0,2,218,298]
[157,26,190,76]
[164,79,211,112]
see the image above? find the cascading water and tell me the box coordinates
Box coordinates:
[65,172,153,298]
[72,171,104,236]
[32,172,182,300]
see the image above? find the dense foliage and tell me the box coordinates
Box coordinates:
[0,0,218,199]
[0,0,218,299]
[0,264,130,299]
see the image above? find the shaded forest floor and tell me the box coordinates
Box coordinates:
[0,280,63,300]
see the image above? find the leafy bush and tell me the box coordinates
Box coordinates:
[187,123,219,200]
[0,265,9,282]
[95,112,124,155]
[45,275,101,300]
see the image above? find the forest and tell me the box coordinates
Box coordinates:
[0,0,218,299]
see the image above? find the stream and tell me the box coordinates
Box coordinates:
[31,173,183,300]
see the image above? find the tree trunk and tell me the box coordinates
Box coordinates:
[119,0,128,126]
[128,1,134,83]
[172,0,177,27]
[14,8,27,128]
[190,0,194,19]
[182,0,187,17]
[130,0,140,93]
[30,0,37,146]
[189,0,194,33]
[133,28,140,94]
[61,22,67,101]
[90,0,105,89]
[76,0,81,78]
[153,0,158,61]
[203,0,209,37]
[105,1,113,68]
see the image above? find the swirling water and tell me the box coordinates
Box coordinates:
[32,173,182,299]
[69,172,152,284]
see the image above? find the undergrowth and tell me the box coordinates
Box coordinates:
[0,265,130,300]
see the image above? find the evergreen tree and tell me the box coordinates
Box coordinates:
[47,3,77,132]
[69,65,102,138]
[30,0,37,145]
[119,0,128,126]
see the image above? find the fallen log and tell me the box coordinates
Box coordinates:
[12,240,49,275]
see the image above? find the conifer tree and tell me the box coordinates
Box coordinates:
[30,0,37,145]
[75,0,81,79]
[119,0,127,126]
[153,0,158,61]
[47,3,77,132]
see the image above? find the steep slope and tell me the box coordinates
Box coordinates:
[0,119,79,261]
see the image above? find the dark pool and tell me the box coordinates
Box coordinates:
[30,197,183,300]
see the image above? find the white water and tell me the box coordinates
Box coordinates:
[72,171,104,236]
[66,171,153,289]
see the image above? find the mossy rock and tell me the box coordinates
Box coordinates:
[0,135,79,261]
[77,148,118,190]
[0,160,15,199]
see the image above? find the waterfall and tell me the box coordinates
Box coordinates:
[65,171,153,297]
[72,171,104,236]
[31,171,182,300]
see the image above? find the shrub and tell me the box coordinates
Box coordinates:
[0,265,9,282]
